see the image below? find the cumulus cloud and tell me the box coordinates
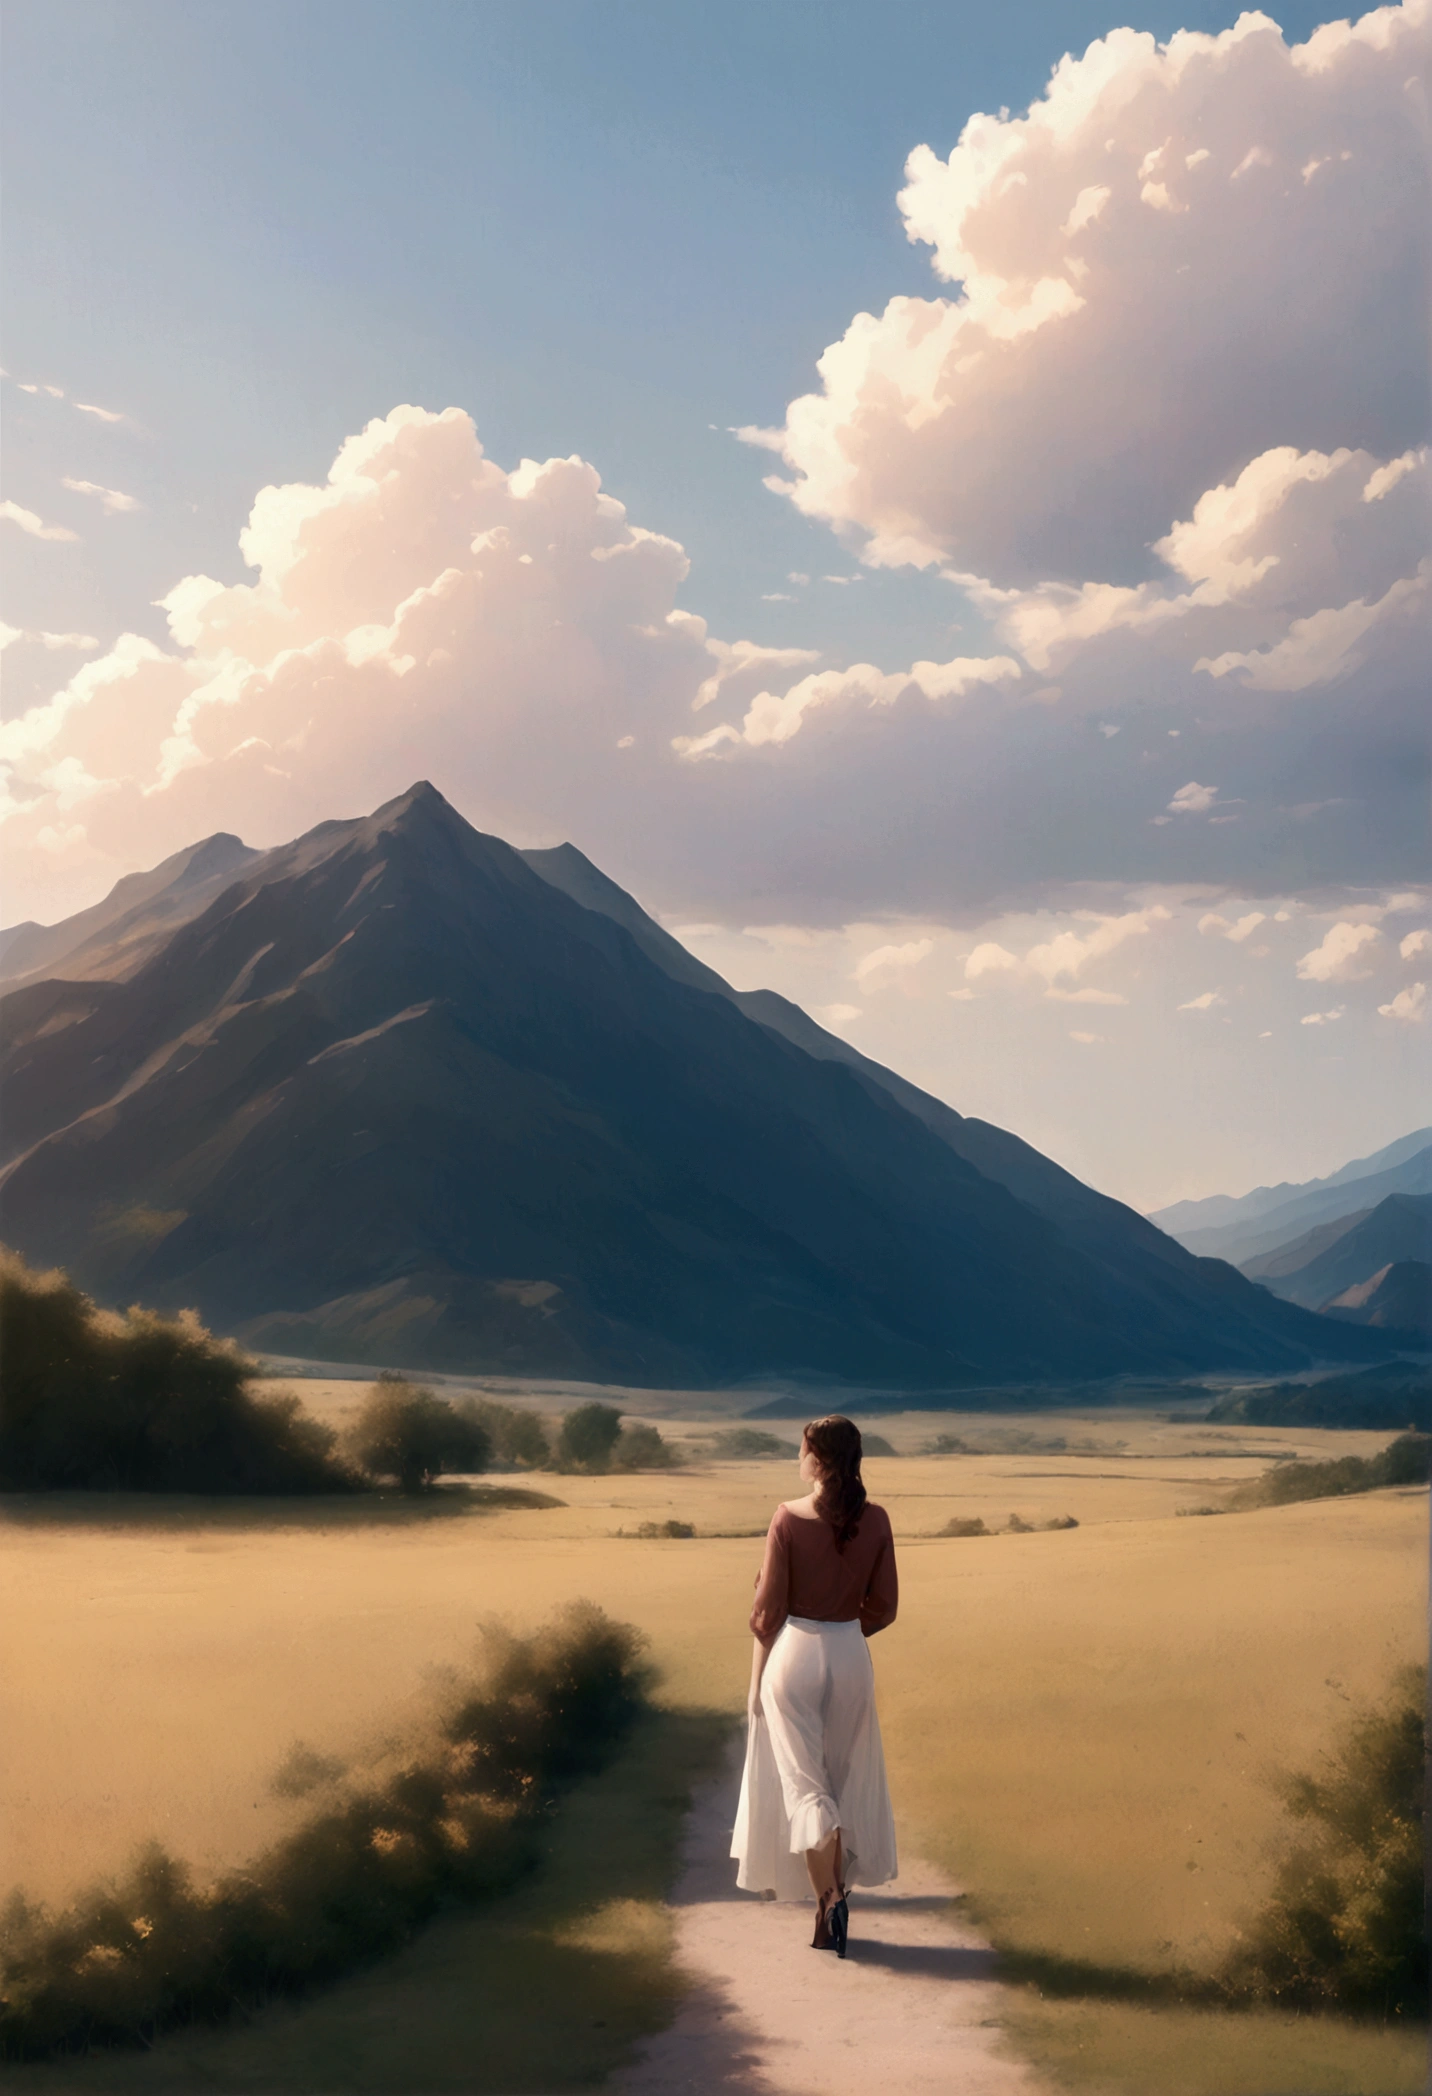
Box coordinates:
[0,625,98,652]
[1025,904,1170,984]
[1166,781,1219,815]
[1045,986,1128,1004]
[1300,1006,1345,1024]
[1399,928,1431,959]
[964,941,1020,979]
[758,6,1429,587]
[1379,981,1427,1020]
[1295,921,1381,981]
[815,1002,863,1027]
[853,938,935,985]
[1,500,79,543]
[1178,990,1224,1010]
[674,651,1020,754]
[61,478,141,515]
[1199,910,1266,941]
[0,407,731,911]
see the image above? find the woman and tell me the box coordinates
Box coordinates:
[730,1415,898,1957]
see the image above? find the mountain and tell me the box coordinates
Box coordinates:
[1237,1194,1432,1311]
[0,784,1389,1386]
[0,833,260,990]
[1150,1132,1432,1267]
[1323,1262,1432,1336]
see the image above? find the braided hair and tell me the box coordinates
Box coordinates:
[804,1414,866,1551]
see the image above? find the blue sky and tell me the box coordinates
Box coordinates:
[3,0,1426,1206]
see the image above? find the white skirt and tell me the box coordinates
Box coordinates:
[730,1616,898,1899]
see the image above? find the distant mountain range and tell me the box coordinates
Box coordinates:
[0,783,1395,1387]
[1149,1129,1432,1266]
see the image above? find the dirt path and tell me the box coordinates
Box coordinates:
[614,1739,1047,2096]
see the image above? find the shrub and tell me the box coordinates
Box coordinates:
[924,1433,971,1455]
[705,1428,799,1460]
[1230,1434,1431,1511]
[0,1605,652,2060]
[555,1401,624,1472]
[454,1398,550,1470]
[0,1248,351,1494]
[611,1422,683,1471]
[633,1519,695,1538]
[940,1516,990,1537]
[344,1378,490,1492]
[1221,1666,1427,2018]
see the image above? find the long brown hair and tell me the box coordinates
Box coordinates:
[804,1415,866,1550]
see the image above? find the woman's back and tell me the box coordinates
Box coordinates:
[750,1498,897,1644]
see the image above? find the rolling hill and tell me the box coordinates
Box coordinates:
[0,783,1390,1386]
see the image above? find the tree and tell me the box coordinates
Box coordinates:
[555,1402,623,1472]
[455,1397,550,1469]
[0,1247,349,1494]
[344,1379,490,1492]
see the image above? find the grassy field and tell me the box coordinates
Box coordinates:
[1,1404,1426,2094]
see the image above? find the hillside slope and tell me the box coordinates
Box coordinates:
[1,787,1382,1384]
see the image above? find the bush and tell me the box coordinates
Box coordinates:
[705,1428,799,1460]
[0,1249,351,1494]
[925,1434,971,1454]
[611,1422,683,1471]
[555,1402,623,1472]
[0,1605,652,2060]
[940,1516,990,1537]
[1230,1434,1431,1511]
[1221,1666,1427,2018]
[633,1519,695,1538]
[454,1397,549,1469]
[344,1378,490,1492]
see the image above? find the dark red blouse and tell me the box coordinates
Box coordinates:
[749,1500,898,1646]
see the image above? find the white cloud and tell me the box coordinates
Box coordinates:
[1166,781,1218,815]
[73,401,127,424]
[1299,1006,1345,1025]
[964,941,1019,979]
[758,8,1429,588]
[1178,990,1224,1011]
[0,405,748,909]
[815,1002,863,1027]
[1045,986,1128,1005]
[1295,921,1381,982]
[61,478,141,515]
[1,500,79,543]
[0,626,99,652]
[1379,981,1427,1021]
[1399,929,1431,960]
[1025,904,1169,984]
[1198,910,1266,941]
[675,651,1020,754]
[853,938,934,985]
[1069,1030,1107,1044]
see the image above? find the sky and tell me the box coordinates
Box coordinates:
[2,0,1428,1212]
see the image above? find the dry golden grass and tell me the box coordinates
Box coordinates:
[1,1407,1426,2094]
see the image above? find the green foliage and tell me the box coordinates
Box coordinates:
[0,1248,350,1494]
[611,1422,683,1470]
[555,1402,624,1471]
[1231,1434,1431,1510]
[704,1428,799,1460]
[455,1397,550,1469]
[0,1605,652,2061]
[1208,1368,1432,1433]
[344,1378,490,1492]
[1221,1666,1428,2018]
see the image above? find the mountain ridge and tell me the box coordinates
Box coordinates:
[0,783,1390,1385]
